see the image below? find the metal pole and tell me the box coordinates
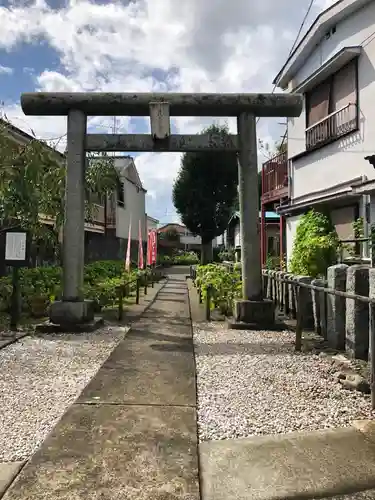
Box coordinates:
[63,109,87,301]
[370,302,375,409]
[237,112,262,301]
[10,266,20,331]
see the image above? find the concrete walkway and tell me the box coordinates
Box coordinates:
[2,269,200,500]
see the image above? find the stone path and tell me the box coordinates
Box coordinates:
[1,269,199,500]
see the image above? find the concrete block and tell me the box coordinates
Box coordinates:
[346,265,370,360]
[327,264,348,350]
[232,299,275,328]
[49,300,95,325]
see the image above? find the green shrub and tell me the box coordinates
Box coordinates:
[157,251,199,265]
[195,263,242,315]
[289,210,340,278]
[218,248,235,262]
[0,260,149,315]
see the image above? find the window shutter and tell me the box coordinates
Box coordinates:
[331,59,356,111]
[306,82,331,127]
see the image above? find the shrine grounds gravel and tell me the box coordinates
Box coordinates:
[193,322,375,442]
[0,326,127,462]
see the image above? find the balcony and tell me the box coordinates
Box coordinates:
[261,151,288,204]
[39,203,117,233]
[306,102,357,151]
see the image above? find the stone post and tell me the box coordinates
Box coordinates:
[278,272,286,312]
[311,279,326,337]
[327,264,348,350]
[233,112,274,327]
[49,109,95,326]
[296,276,314,329]
[288,275,297,319]
[346,265,370,360]
[283,273,291,316]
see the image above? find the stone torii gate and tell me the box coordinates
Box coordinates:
[21,92,302,328]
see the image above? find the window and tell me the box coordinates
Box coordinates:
[305,58,358,150]
[117,181,125,206]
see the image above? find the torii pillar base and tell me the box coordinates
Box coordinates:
[227,298,277,330]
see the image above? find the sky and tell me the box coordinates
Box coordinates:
[0,0,335,225]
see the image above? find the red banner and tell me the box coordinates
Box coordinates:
[138,220,144,269]
[147,231,152,266]
[151,230,157,264]
[125,217,132,272]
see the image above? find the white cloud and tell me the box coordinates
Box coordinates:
[0,0,329,220]
[0,64,13,75]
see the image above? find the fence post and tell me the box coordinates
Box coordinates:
[136,278,140,304]
[283,274,291,316]
[295,283,305,352]
[118,287,123,321]
[10,266,21,331]
[346,265,369,360]
[311,278,326,336]
[327,264,348,349]
[144,274,148,296]
[370,301,375,409]
[205,286,211,321]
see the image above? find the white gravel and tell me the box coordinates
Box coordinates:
[193,322,375,442]
[0,326,127,462]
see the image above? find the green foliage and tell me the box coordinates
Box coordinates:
[172,124,238,247]
[158,228,180,242]
[0,121,119,251]
[195,264,242,315]
[218,248,236,262]
[353,217,364,239]
[289,210,340,278]
[157,251,199,266]
[0,260,149,315]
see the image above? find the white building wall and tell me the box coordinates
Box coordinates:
[287,1,375,203]
[180,234,202,246]
[286,215,301,271]
[116,179,147,242]
[146,217,158,232]
[234,223,241,247]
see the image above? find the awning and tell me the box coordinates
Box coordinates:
[293,46,362,94]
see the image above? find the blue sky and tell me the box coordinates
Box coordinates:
[0,0,331,225]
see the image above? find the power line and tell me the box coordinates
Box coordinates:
[257,0,316,125]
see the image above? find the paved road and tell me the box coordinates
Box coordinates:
[2,268,200,500]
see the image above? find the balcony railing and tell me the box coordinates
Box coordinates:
[261,151,288,203]
[306,102,357,151]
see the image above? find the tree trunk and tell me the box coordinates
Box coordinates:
[201,240,213,264]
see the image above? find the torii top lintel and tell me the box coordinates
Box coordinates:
[20,92,302,118]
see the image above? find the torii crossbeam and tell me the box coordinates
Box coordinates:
[21,92,302,329]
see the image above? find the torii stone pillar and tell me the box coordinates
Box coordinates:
[21,92,302,329]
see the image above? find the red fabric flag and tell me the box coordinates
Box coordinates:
[138,219,144,269]
[125,216,132,272]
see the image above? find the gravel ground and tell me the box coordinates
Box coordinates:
[193,322,375,442]
[0,326,127,462]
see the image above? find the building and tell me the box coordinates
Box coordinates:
[157,223,203,252]
[224,211,281,261]
[0,121,147,268]
[261,151,288,266]
[271,0,375,268]
[85,156,147,262]
[146,215,159,232]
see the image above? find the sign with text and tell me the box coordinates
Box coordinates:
[5,232,27,262]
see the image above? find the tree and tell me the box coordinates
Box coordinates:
[0,121,119,265]
[159,228,180,242]
[172,124,238,264]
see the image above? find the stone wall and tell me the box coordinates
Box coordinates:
[262,264,372,361]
